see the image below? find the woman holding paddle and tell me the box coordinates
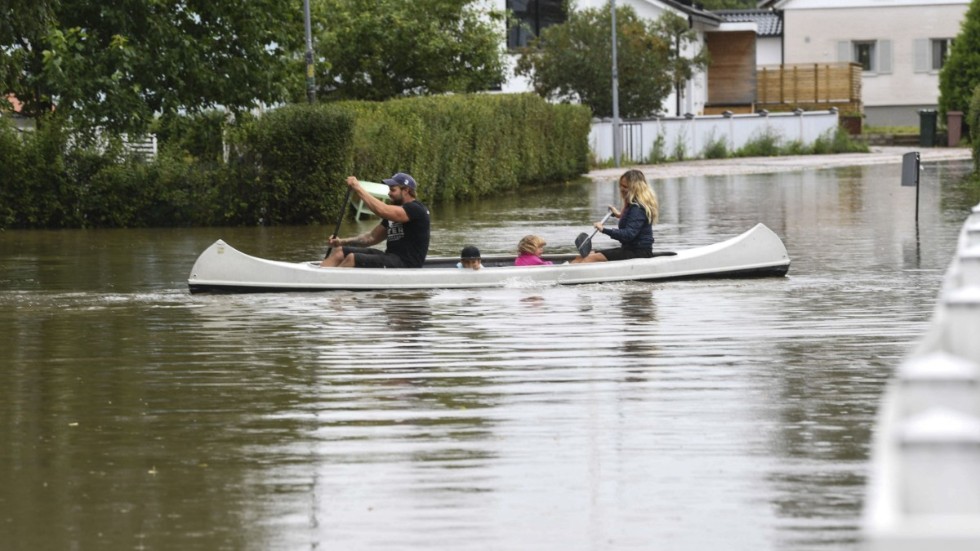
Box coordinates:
[573,169,658,264]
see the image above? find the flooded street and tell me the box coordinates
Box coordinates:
[2,158,978,550]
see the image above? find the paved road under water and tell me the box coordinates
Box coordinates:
[1,159,978,550]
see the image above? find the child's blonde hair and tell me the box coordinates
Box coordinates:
[518,235,546,256]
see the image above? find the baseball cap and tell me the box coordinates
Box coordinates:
[382,172,417,191]
[460,245,481,260]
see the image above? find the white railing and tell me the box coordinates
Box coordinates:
[122,133,158,160]
[589,110,840,164]
[864,203,980,550]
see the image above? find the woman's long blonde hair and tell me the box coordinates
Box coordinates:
[619,169,659,224]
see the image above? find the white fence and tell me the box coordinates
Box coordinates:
[589,110,840,164]
[122,134,158,160]
[863,204,980,550]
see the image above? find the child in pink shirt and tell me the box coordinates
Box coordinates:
[515,235,553,266]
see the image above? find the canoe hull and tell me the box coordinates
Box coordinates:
[187,223,790,293]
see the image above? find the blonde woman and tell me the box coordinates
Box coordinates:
[574,169,658,263]
[515,235,553,266]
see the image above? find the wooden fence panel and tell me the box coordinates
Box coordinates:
[757,62,862,113]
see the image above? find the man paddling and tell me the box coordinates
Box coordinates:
[320,173,431,268]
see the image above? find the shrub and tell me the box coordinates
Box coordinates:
[0,118,72,229]
[782,139,809,155]
[645,132,669,164]
[240,104,356,225]
[970,83,980,172]
[939,0,980,120]
[702,131,730,159]
[154,110,228,164]
[737,127,783,157]
[819,127,869,154]
[671,128,688,161]
[3,94,590,229]
[337,93,591,202]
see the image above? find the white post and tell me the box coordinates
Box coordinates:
[611,0,621,168]
[304,0,316,103]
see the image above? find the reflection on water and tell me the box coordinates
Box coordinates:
[1,160,978,550]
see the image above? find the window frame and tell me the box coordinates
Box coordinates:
[853,41,877,72]
[506,0,567,50]
[931,38,953,71]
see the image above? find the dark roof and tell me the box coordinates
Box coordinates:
[660,0,723,27]
[716,9,782,37]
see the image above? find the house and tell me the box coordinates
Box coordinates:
[497,1,841,162]
[498,0,734,116]
[758,0,970,126]
[1,94,37,132]
[702,12,770,115]
[715,9,783,66]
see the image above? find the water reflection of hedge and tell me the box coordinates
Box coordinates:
[0,94,591,229]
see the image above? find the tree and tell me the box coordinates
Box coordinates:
[939,0,980,124]
[0,0,57,117]
[313,0,506,101]
[1,0,302,135]
[653,11,710,116]
[697,0,758,9]
[514,3,673,119]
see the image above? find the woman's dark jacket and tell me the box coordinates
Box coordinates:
[600,203,653,250]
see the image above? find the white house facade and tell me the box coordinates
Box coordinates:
[762,0,969,126]
[495,0,724,117]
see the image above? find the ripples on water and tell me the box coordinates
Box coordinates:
[1,161,977,550]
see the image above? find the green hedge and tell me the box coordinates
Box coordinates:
[339,93,591,201]
[0,121,72,228]
[970,83,980,173]
[0,94,591,229]
[154,110,228,164]
[230,104,355,225]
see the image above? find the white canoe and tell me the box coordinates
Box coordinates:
[187,223,791,293]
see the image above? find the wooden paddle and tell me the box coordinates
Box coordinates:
[325,186,354,259]
[575,210,615,257]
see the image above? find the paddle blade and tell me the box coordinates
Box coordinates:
[575,232,591,257]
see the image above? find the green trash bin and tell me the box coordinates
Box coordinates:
[919,109,937,147]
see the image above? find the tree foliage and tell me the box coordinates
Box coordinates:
[0,0,57,115]
[312,0,506,101]
[514,3,707,119]
[939,0,980,123]
[969,83,980,170]
[1,0,301,135]
[653,11,710,116]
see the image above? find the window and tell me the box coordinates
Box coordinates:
[932,38,952,70]
[914,38,953,73]
[507,0,567,49]
[854,41,876,72]
[838,39,891,74]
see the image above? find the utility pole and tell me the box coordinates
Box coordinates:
[674,31,682,116]
[303,0,316,103]
[611,0,621,167]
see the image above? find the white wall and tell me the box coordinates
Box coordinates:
[781,3,968,109]
[775,0,965,8]
[757,37,782,66]
[589,110,840,164]
[579,0,680,20]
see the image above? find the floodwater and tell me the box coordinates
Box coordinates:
[2,160,978,551]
